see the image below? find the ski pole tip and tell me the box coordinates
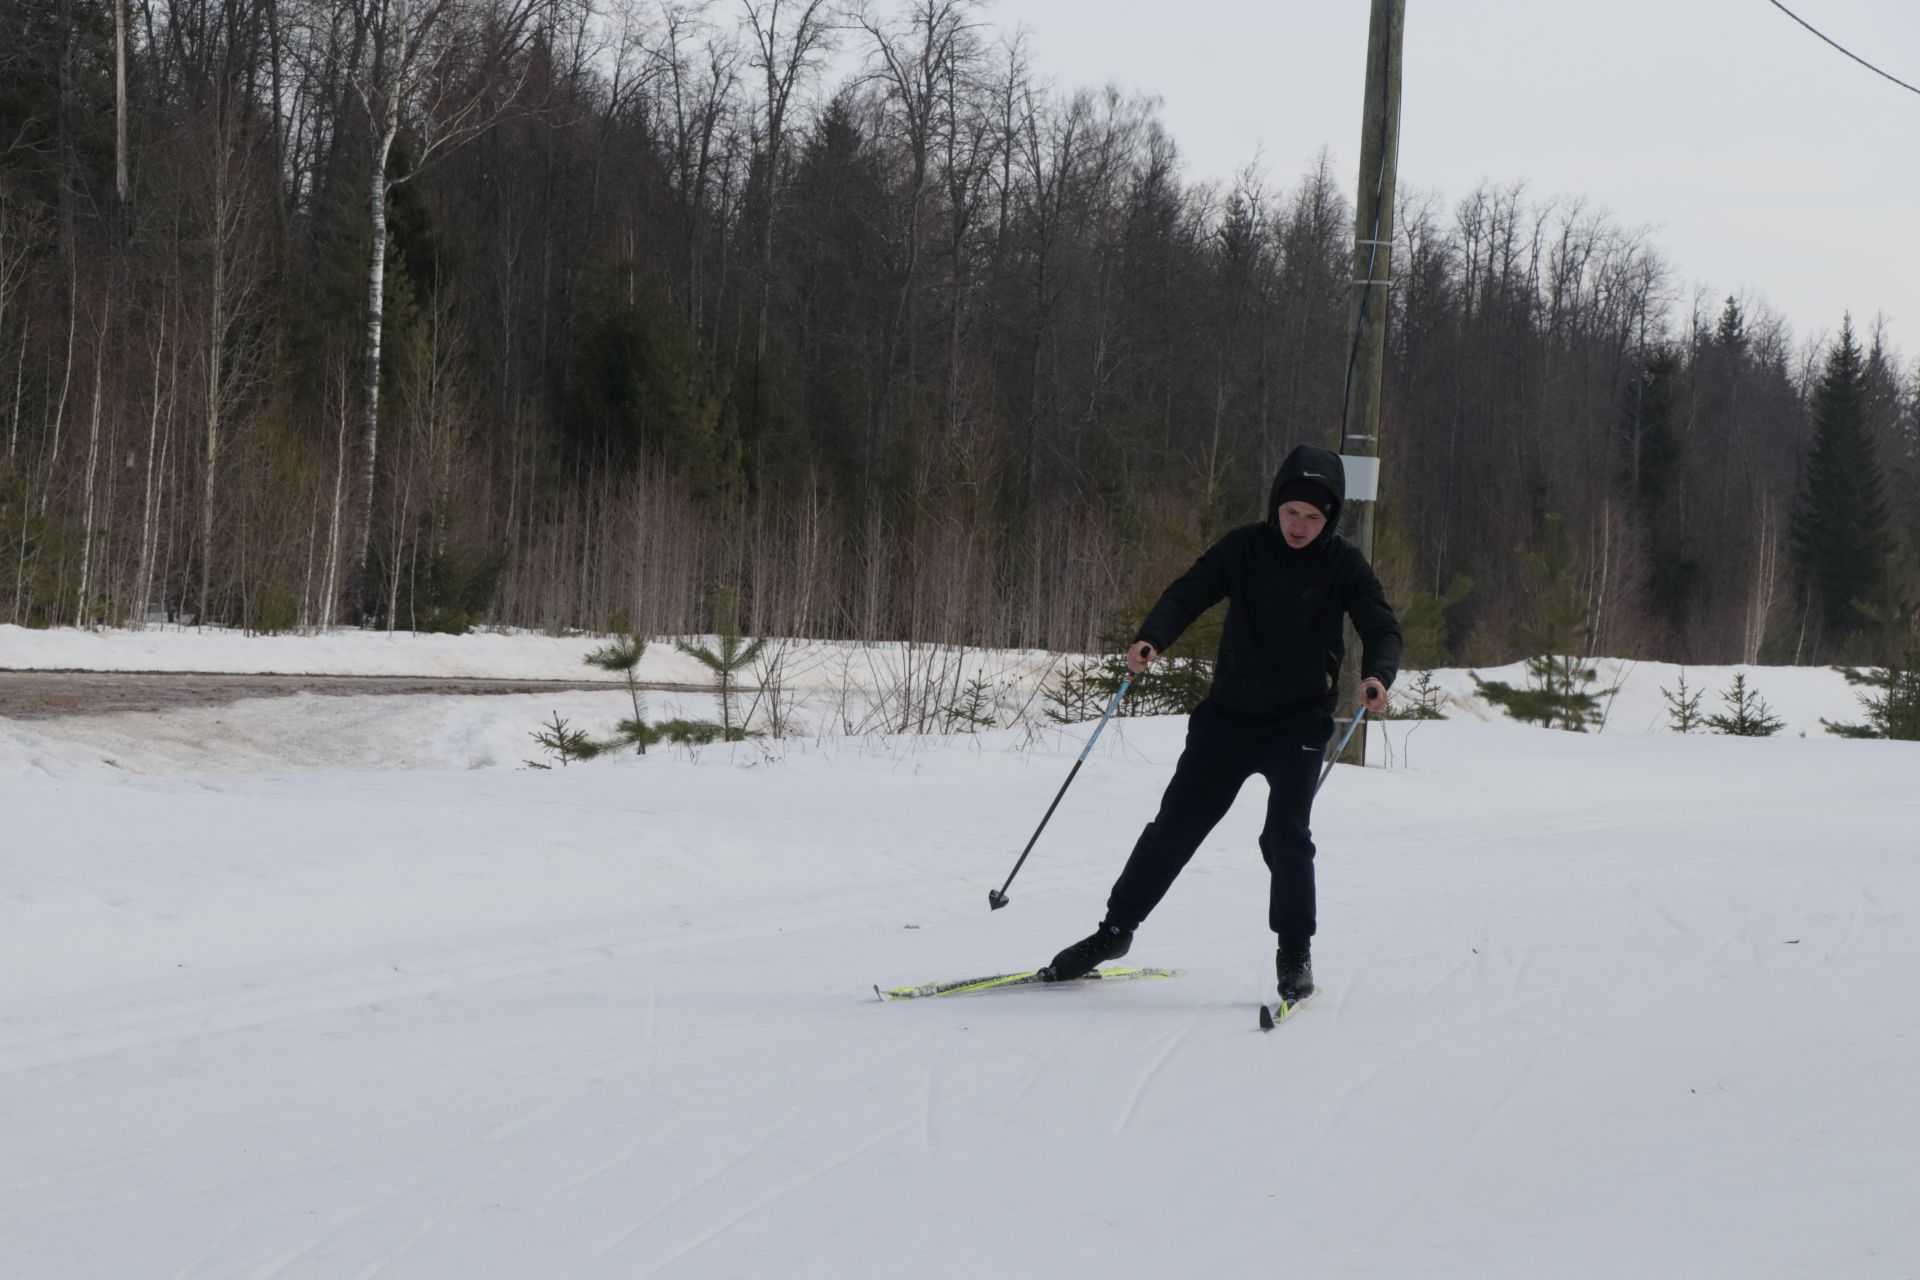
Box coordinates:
[987,889,1009,910]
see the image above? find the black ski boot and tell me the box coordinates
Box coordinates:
[1043,923,1133,982]
[1276,938,1314,1004]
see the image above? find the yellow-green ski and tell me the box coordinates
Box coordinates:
[1259,994,1313,1030]
[876,966,1180,1001]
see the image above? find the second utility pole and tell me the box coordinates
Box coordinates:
[1335,0,1405,766]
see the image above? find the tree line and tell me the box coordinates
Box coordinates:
[2,0,1916,667]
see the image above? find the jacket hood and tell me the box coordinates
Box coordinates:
[1268,445,1346,542]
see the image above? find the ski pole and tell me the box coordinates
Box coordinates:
[987,673,1133,910]
[1314,706,1369,795]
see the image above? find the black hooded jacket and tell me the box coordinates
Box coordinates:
[1134,446,1403,720]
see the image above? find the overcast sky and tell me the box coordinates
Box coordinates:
[962,0,1919,360]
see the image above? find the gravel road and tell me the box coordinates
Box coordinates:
[0,671,703,720]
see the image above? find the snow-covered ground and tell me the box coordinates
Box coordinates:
[3,629,1917,1277]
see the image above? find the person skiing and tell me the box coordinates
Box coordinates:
[1042,445,1402,1006]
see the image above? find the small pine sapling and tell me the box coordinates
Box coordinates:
[650,718,728,746]
[1471,515,1616,731]
[674,586,766,740]
[585,633,653,753]
[1661,669,1706,733]
[1042,649,1208,723]
[1379,669,1445,720]
[1043,618,1216,726]
[1706,672,1785,737]
[1043,658,1110,725]
[1823,661,1920,739]
[1129,649,1216,716]
[530,712,602,766]
[1381,574,1470,720]
[1822,601,1920,740]
[943,674,998,732]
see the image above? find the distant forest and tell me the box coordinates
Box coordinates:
[2,0,1916,666]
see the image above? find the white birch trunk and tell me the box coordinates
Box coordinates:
[1744,497,1781,666]
[349,118,399,622]
[7,318,27,460]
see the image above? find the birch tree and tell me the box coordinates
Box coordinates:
[318,0,541,622]
[192,109,271,625]
[739,0,835,366]
[643,1,742,340]
[852,0,980,471]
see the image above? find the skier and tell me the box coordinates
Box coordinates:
[1042,445,1402,1006]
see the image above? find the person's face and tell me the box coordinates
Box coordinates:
[1278,501,1328,549]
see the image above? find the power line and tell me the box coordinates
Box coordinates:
[1767,0,1920,97]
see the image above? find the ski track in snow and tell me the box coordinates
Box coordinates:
[1110,1007,1206,1136]
[3,659,1920,1276]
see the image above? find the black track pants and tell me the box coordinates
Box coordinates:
[1103,699,1335,938]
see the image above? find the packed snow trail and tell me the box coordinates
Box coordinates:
[3,714,1917,1278]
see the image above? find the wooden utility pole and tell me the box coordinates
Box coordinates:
[1335,0,1404,765]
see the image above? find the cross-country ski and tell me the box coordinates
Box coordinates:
[876,966,1181,1000]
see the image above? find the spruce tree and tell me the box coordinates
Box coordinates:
[1043,645,1210,722]
[1823,601,1920,740]
[1472,514,1616,731]
[1705,673,1785,737]
[1625,345,1699,636]
[1043,657,1112,725]
[1897,369,1920,562]
[1378,573,1470,721]
[1395,574,1473,672]
[1715,296,1747,352]
[1793,318,1894,641]
[942,675,998,733]
[1661,669,1706,733]
[1379,669,1446,720]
